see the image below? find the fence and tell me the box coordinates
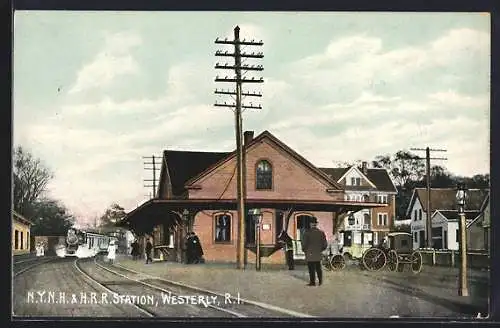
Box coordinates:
[418,249,489,269]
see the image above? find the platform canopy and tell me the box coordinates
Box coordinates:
[117,198,388,235]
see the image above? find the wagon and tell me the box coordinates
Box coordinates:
[361,232,423,273]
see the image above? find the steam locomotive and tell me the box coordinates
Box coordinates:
[63,228,115,257]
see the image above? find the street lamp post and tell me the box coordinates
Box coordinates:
[251,209,263,271]
[456,183,469,297]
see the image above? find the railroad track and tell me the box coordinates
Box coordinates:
[75,257,306,318]
[13,256,58,278]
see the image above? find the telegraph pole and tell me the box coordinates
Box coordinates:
[214,26,264,269]
[143,155,160,199]
[410,147,447,248]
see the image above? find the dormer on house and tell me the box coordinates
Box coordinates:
[319,162,398,245]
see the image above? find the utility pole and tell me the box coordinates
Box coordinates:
[214,26,264,269]
[410,147,447,248]
[143,155,160,199]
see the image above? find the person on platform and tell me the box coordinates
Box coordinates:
[301,217,328,286]
[278,230,295,270]
[185,233,194,264]
[131,240,140,260]
[145,238,153,264]
[107,240,117,264]
[190,232,204,264]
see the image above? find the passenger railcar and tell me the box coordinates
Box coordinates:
[63,228,113,257]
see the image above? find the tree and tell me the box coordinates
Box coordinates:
[372,151,426,188]
[13,146,53,216]
[99,203,127,231]
[29,199,75,236]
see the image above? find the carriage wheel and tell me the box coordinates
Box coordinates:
[362,248,387,271]
[331,254,346,271]
[322,255,333,271]
[410,251,423,274]
[386,250,399,272]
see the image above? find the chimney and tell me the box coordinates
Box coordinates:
[362,161,368,175]
[244,131,254,146]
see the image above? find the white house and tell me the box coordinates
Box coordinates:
[430,210,479,250]
[406,188,489,250]
[320,162,398,245]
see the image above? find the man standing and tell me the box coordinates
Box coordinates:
[278,230,295,270]
[145,238,153,264]
[302,217,328,286]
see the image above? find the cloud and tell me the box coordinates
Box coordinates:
[68,31,142,94]
[259,27,489,177]
[15,23,489,226]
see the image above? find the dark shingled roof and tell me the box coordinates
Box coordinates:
[414,188,489,213]
[436,210,481,221]
[319,167,397,192]
[164,150,230,196]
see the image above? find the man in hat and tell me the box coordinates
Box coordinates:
[301,216,328,286]
[145,238,153,264]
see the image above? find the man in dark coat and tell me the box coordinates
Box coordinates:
[278,230,295,270]
[145,238,153,264]
[302,216,328,286]
[190,232,204,264]
[185,233,193,264]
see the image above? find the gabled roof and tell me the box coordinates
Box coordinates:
[433,209,481,222]
[162,150,230,196]
[406,188,489,217]
[466,192,490,228]
[12,211,32,226]
[319,167,397,193]
[185,130,343,190]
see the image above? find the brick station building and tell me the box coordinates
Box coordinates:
[120,130,387,265]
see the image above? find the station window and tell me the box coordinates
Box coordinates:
[214,213,231,242]
[256,160,272,190]
[20,232,24,250]
[14,230,19,249]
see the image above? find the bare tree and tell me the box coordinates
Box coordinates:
[13,146,53,216]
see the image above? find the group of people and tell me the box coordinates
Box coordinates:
[130,240,141,260]
[185,232,204,264]
[278,216,328,287]
[128,233,203,265]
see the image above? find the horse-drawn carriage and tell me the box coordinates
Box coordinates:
[362,232,423,273]
[322,231,423,273]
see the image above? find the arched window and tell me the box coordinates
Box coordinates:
[214,213,231,242]
[256,160,272,190]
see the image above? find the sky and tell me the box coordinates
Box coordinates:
[13,11,490,227]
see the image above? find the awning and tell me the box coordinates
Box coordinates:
[117,198,388,234]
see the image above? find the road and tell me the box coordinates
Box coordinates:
[12,256,489,318]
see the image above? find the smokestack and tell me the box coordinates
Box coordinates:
[362,161,368,175]
[244,131,254,146]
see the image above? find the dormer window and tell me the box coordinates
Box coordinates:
[256,160,272,190]
[350,177,361,186]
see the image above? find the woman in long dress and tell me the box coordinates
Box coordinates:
[107,240,117,264]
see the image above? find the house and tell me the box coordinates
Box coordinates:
[319,162,398,245]
[12,211,32,255]
[466,191,490,251]
[407,188,489,250]
[122,130,386,265]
